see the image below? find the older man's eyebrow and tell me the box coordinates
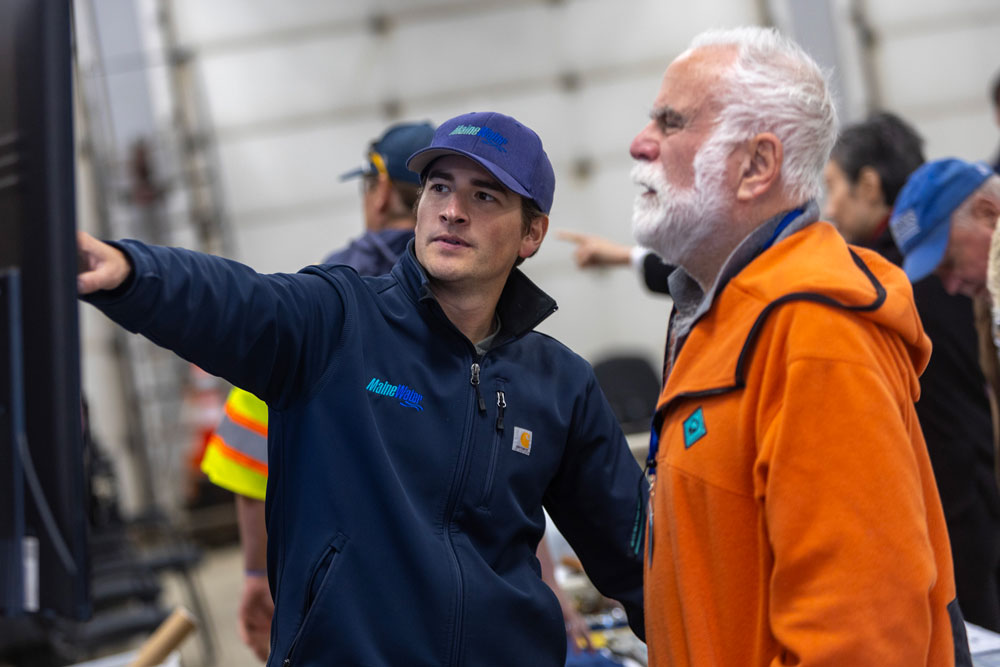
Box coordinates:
[650,106,687,129]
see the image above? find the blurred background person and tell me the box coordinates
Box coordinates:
[991,70,1000,174]
[822,111,923,258]
[891,157,1000,630]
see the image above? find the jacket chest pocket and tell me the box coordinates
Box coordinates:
[478,379,507,509]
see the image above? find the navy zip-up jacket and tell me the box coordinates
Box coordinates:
[85,241,646,666]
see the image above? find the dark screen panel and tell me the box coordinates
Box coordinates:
[0,0,90,620]
[0,0,26,617]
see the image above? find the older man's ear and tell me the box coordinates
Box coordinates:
[735,133,783,203]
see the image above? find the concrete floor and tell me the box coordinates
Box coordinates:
[160,543,261,667]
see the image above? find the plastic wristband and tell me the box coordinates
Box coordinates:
[245,569,267,578]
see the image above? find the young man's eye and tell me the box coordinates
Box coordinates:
[476,191,496,202]
[429,183,448,193]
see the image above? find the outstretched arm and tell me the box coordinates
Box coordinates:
[77,238,346,408]
[556,230,632,268]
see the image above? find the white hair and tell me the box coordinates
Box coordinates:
[690,26,839,204]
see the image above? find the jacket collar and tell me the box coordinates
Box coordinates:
[391,240,558,340]
[659,222,893,406]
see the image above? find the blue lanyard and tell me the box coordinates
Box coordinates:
[645,416,661,471]
[760,207,804,253]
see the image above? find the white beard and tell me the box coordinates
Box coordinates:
[631,134,732,270]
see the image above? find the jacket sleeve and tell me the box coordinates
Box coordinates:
[82,240,346,409]
[761,354,940,665]
[543,372,647,640]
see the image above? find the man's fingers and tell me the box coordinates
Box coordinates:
[556,229,588,244]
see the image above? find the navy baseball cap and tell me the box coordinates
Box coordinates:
[890,158,994,282]
[340,121,435,186]
[406,111,555,214]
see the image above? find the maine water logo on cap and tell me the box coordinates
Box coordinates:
[448,124,509,152]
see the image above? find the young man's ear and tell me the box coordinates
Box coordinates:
[519,215,549,259]
[735,133,783,202]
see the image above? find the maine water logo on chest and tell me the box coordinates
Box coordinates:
[365,377,425,411]
[512,427,532,455]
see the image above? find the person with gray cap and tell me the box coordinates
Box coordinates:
[198,120,434,662]
[75,110,645,665]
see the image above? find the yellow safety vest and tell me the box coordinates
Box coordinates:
[200,387,269,500]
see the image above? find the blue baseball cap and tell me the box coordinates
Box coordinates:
[406,111,555,214]
[340,121,435,186]
[890,158,994,282]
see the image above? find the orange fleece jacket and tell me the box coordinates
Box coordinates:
[645,222,962,666]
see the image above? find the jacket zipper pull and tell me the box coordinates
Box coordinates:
[495,390,506,432]
[470,363,486,413]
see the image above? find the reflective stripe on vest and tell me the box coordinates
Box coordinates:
[215,413,268,465]
[201,433,268,500]
[224,387,269,436]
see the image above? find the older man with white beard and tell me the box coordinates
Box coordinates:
[631,27,970,667]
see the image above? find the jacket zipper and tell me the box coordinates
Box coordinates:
[441,360,489,665]
[495,389,506,432]
[470,363,486,413]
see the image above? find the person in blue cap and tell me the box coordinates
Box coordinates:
[325,121,436,272]
[75,111,645,666]
[891,158,1000,297]
[891,160,1000,631]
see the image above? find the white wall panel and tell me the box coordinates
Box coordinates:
[915,112,999,164]
[198,34,385,130]
[560,0,759,69]
[875,23,1000,112]
[389,5,562,101]
[232,205,366,274]
[864,0,999,27]
[173,0,366,47]
[216,119,388,216]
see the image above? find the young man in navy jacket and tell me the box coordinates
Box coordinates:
[78,111,646,666]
